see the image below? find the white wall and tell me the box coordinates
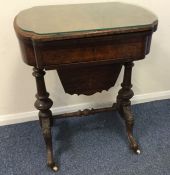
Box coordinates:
[0,0,170,124]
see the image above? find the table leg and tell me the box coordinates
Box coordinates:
[33,68,58,172]
[116,62,140,154]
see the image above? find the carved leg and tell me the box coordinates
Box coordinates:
[33,68,58,172]
[116,62,140,154]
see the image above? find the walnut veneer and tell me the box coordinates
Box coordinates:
[14,2,158,172]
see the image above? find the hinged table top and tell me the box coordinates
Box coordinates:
[14,2,158,40]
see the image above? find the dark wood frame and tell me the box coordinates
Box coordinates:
[14,11,158,172]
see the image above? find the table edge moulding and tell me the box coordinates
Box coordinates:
[14,2,158,172]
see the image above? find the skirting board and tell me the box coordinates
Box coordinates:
[0,91,170,126]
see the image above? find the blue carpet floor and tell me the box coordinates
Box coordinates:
[0,100,170,175]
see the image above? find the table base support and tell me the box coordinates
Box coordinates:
[33,61,141,172]
[116,62,140,154]
[33,68,59,172]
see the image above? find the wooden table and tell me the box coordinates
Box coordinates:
[14,2,158,172]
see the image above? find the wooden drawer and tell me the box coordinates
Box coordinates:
[19,31,152,67]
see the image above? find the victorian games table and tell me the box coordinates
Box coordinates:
[14,2,158,172]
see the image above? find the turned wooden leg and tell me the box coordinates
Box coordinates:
[33,68,59,172]
[116,62,140,154]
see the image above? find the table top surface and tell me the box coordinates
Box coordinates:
[15,2,157,37]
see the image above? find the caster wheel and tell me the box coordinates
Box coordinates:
[52,165,59,172]
[48,163,59,172]
[133,148,141,155]
[131,144,141,155]
[136,149,141,155]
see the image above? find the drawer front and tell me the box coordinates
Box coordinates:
[40,32,149,66]
[18,31,152,67]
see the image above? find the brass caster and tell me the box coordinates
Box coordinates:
[136,149,141,155]
[133,147,141,155]
[131,144,141,155]
[48,163,59,172]
[52,165,59,172]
